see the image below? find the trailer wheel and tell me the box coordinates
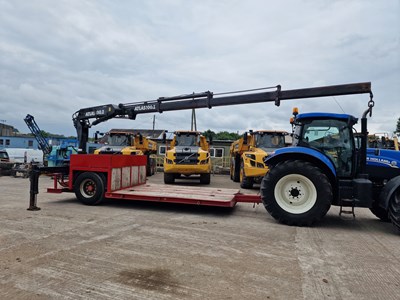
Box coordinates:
[74,172,105,205]
[388,188,400,231]
[200,173,211,184]
[164,172,175,184]
[240,160,253,189]
[260,160,332,226]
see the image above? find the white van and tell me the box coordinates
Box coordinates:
[4,148,44,164]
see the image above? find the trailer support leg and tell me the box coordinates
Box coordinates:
[28,166,41,211]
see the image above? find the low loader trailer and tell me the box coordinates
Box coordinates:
[28,154,260,211]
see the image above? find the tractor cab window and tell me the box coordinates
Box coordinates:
[255,133,285,151]
[298,119,354,177]
[175,134,197,146]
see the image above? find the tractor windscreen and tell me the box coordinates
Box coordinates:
[295,118,354,177]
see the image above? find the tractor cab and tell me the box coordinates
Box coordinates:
[292,112,358,178]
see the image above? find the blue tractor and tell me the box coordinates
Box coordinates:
[261,104,400,231]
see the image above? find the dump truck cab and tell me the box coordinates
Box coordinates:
[164,130,211,184]
[94,132,132,154]
[231,130,288,188]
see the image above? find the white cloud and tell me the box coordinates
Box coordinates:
[0,0,398,137]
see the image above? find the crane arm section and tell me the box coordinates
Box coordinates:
[73,82,372,152]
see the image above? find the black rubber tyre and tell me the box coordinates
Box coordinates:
[146,157,156,176]
[370,201,390,222]
[164,172,175,184]
[388,188,400,232]
[240,160,254,189]
[260,160,332,226]
[232,155,241,182]
[200,173,211,184]
[74,172,105,205]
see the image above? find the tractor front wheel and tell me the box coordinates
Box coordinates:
[260,160,332,226]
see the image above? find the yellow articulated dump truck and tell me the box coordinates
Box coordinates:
[95,131,157,176]
[230,130,289,188]
[164,130,211,184]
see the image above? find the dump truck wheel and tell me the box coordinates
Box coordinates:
[164,172,175,184]
[74,172,105,205]
[200,173,211,184]
[232,155,241,182]
[240,160,253,189]
[260,160,332,226]
[370,201,390,222]
[388,188,400,231]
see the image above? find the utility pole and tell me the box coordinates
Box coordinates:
[191,109,197,131]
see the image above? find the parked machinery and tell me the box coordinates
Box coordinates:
[163,130,211,184]
[23,114,77,166]
[94,131,157,176]
[260,105,400,231]
[230,130,288,188]
[29,81,400,233]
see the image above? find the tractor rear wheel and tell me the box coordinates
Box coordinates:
[370,201,390,222]
[74,172,105,205]
[260,160,332,226]
[388,188,400,231]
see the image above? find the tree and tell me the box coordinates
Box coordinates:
[396,117,400,133]
[202,129,240,141]
[203,129,216,141]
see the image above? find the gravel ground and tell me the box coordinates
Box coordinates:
[0,173,399,299]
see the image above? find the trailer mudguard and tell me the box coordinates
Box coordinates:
[264,146,336,178]
[379,175,400,210]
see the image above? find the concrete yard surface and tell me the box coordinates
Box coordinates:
[0,173,399,299]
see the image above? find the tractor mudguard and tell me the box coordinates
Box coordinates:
[379,175,400,210]
[264,146,336,177]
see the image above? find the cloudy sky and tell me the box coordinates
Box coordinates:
[0,0,399,138]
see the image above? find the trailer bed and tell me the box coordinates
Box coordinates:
[106,183,260,207]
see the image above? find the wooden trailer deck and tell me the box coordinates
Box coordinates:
[106,183,261,207]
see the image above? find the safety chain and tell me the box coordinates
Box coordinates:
[368,92,374,117]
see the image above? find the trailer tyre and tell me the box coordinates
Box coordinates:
[388,188,400,231]
[74,172,105,205]
[260,160,332,226]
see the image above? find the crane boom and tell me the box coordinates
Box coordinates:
[73,82,372,152]
[24,114,52,155]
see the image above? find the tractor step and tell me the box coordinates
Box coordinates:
[339,199,355,218]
